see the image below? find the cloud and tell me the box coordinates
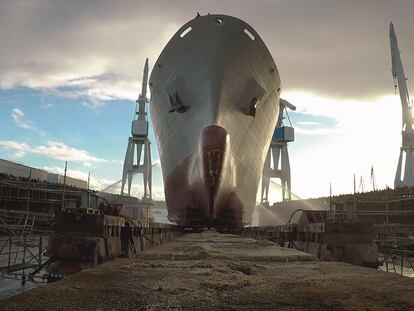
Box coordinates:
[0,141,30,158]
[0,140,108,164]
[12,150,26,158]
[103,180,165,201]
[44,165,165,200]
[40,103,54,109]
[1,1,412,101]
[43,165,89,183]
[10,107,47,137]
[0,1,179,102]
[297,121,321,126]
[294,126,344,136]
[282,91,401,200]
[11,108,23,120]
[0,141,30,151]
[42,87,109,109]
[11,108,36,129]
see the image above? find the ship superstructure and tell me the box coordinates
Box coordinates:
[149,14,281,228]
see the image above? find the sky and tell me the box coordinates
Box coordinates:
[0,0,413,202]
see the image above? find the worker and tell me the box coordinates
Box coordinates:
[120,222,134,257]
[288,226,297,249]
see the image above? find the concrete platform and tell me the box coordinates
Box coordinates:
[137,230,317,262]
[1,231,414,310]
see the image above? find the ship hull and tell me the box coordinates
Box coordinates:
[149,15,281,228]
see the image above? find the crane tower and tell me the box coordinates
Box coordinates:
[261,98,296,203]
[390,23,414,188]
[121,58,152,199]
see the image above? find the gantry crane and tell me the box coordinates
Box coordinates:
[390,23,414,188]
[261,98,296,203]
[121,59,152,199]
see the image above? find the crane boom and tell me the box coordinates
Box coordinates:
[138,58,149,104]
[136,58,149,121]
[390,23,412,130]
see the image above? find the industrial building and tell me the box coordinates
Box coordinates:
[0,159,87,189]
[0,159,48,182]
[0,159,152,235]
[260,188,414,227]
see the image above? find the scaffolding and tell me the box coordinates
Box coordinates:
[0,178,82,235]
[0,235,49,284]
[378,247,414,277]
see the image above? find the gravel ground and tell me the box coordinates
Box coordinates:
[1,231,413,311]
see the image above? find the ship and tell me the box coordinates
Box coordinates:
[44,205,178,281]
[149,14,281,228]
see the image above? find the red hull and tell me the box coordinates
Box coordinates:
[165,126,243,228]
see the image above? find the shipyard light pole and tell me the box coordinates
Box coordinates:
[390,23,414,188]
[121,58,152,199]
[261,99,296,203]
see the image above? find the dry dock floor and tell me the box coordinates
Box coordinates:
[1,231,414,311]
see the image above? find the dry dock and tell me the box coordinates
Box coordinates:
[1,231,414,311]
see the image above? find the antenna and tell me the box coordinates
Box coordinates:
[359,176,365,193]
[62,161,67,210]
[353,174,356,194]
[370,165,377,191]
